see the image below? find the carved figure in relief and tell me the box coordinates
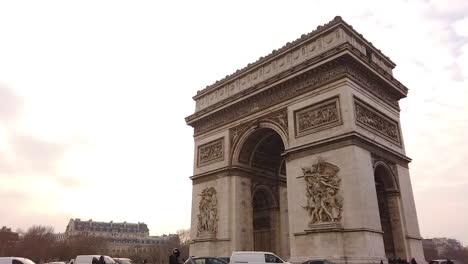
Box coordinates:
[302,160,343,225]
[197,187,218,235]
[355,103,399,141]
[199,140,223,164]
[298,103,338,131]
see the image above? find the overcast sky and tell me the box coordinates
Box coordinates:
[0,0,467,245]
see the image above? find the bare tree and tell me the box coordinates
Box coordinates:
[17,225,56,263]
[176,229,190,245]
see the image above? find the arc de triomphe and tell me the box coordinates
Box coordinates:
[185,17,425,264]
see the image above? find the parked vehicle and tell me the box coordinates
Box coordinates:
[184,257,228,264]
[429,260,461,264]
[113,259,133,264]
[302,260,335,264]
[217,257,230,264]
[75,256,116,264]
[230,252,289,264]
[0,257,36,264]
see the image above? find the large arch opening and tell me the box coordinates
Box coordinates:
[237,127,289,258]
[374,163,405,260]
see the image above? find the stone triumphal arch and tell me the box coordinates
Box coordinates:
[185,17,425,264]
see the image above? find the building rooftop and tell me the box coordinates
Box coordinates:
[68,218,149,233]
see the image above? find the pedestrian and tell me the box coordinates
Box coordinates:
[410,258,417,264]
[169,248,181,264]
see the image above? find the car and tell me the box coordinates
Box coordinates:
[113,259,133,264]
[184,257,228,264]
[302,260,335,264]
[75,256,116,264]
[0,258,36,264]
[429,260,462,264]
[230,251,290,264]
[217,257,230,264]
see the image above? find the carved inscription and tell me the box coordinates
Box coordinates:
[295,97,341,137]
[302,160,343,226]
[354,99,401,144]
[197,187,218,236]
[198,138,224,167]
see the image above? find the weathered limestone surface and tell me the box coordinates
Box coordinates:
[186,16,425,264]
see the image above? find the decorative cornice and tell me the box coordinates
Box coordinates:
[190,237,231,244]
[190,166,286,185]
[294,227,384,236]
[187,53,403,136]
[190,16,405,114]
[191,132,411,184]
[283,132,411,167]
[405,234,423,240]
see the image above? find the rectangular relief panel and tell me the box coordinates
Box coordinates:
[197,137,225,167]
[354,97,401,145]
[294,96,342,138]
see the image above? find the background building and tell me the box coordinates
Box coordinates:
[66,218,150,238]
[64,218,179,255]
[0,226,20,256]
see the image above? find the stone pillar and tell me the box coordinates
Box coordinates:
[396,165,425,263]
[286,145,393,264]
[229,175,254,252]
[279,185,291,260]
[386,192,408,259]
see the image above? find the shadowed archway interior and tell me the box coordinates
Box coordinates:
[238,127,287,255]
[238,128,286,176]
[374,164,401,259]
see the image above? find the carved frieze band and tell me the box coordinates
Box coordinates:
[294,97,342,137]
[354,98,401,145]
[190,55,400,136]
[197,138,224,167]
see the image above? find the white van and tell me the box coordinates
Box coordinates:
[0,258,36,264]
[74,256,115,264]
[230,252,290,264]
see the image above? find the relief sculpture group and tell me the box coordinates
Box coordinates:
[197,187,218,235]
[303,160,343,226]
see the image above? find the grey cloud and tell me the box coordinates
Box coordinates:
[0,85,87,191]
[0,190,72,232]
[8,132,68,175]
[0,132,87,190]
